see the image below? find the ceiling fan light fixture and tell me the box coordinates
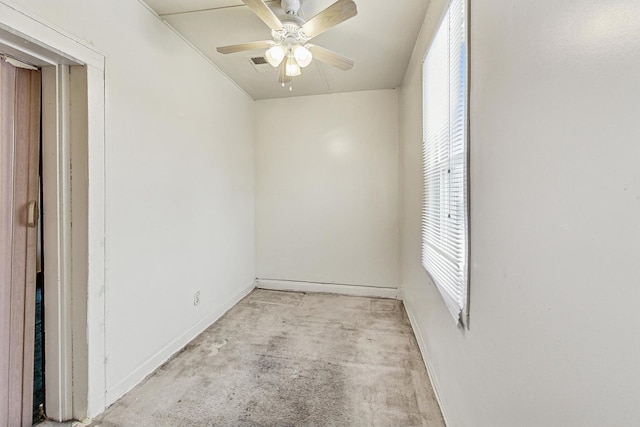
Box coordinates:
[217,0,359,86]
[285,56,301,76]
[265,45,286,67]
[293,44,313,68]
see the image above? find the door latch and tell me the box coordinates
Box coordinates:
[27,200,38,228]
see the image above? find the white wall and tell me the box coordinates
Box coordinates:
[256,90,399,290]
[400,1,640,426]
[6,0,256,412]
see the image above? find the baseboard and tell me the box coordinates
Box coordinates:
[256,278,398,299]
[403,299,451,427]
[105,282,255,405]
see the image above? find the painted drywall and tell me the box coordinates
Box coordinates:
[6,0,256,413]
[400,1,640,426]
[256,90,399,289]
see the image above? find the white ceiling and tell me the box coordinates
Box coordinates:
[143,0,430,99]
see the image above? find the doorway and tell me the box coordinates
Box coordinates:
[0,57,91,425]
[0,2,107,420]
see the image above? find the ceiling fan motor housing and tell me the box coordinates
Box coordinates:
[281,0,301,15]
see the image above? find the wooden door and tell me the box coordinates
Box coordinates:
[0,58,42,426]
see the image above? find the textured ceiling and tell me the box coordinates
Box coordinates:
[143,0,430,99]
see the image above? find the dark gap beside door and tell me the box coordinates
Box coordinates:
[33,99,45,424]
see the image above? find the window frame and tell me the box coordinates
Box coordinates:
[421,0,471,327]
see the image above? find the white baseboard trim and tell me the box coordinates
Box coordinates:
[105,282,255,405]
[256,278,398,299]
[403,299,451,427]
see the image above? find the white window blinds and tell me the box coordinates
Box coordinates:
[422,0,468,324]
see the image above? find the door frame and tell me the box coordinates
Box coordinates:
[0,1,106,421]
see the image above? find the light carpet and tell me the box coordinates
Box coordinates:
[88,289,444,427]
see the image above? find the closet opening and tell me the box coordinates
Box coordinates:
[0,7,106,418]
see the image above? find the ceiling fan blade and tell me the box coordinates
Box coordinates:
[217,40,273,54]
[279,60,292,85]
[308,45,354,70]
[242,0,284,31]
[301,0,357,39]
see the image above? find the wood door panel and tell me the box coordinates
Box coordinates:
[8,66,31,426]
[21,67,41,425]
[0,57,17,427]
[0,60,41,426]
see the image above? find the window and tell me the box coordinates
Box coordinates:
[422,0,468,325]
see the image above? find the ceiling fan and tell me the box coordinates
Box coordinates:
[216,0,358,88]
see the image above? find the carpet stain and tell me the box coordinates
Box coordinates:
[208,339,228,356]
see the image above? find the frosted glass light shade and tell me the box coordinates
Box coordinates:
[285,56,301,76]
[265,45,286,67]
[293,45,313,68]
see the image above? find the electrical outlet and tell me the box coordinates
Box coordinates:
[193,291,200,307]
